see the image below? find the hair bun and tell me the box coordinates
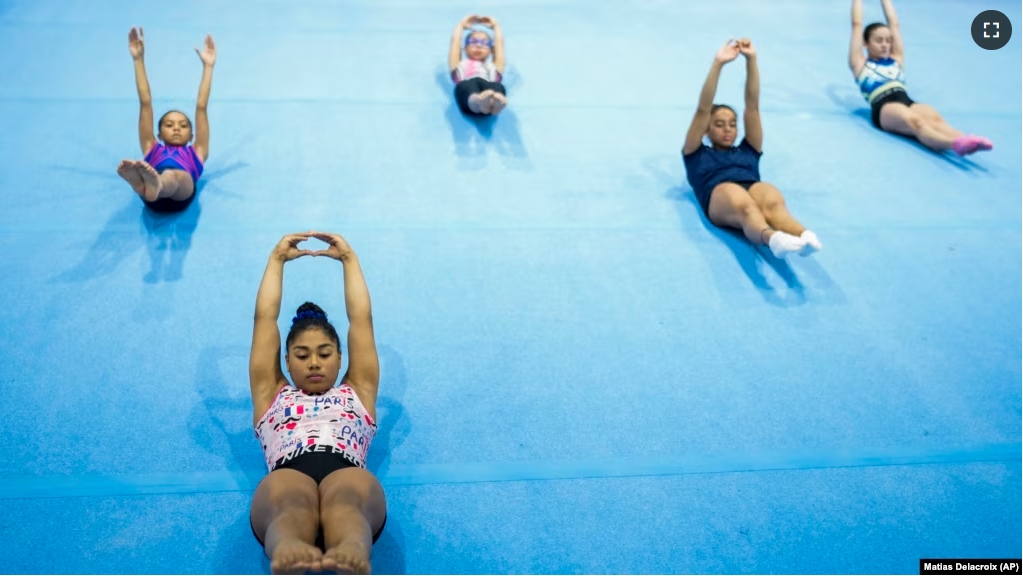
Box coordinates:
[292,302,327,325]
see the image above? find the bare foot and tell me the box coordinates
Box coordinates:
[135,160,162,202]
[467,93,485,114]
[489,92,507,115]
[270,538,323,575]
[321,540,371,575]
[117,160,146,197]
[476,90,495,114]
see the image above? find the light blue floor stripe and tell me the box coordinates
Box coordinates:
[2,443,1018,500]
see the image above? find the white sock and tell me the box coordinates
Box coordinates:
[799,230,822,256]
[767,231,806,259]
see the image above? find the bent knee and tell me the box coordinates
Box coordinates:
[752,188,785,212]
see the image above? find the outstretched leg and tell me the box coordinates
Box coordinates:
[911,103,992,151]
[910,104,963,139]
[749,182,820,256]
[707,183,807,258]
[132,162,195,202]
[880,103,989,155]
[250,469,324,575]
[318,467,387,575]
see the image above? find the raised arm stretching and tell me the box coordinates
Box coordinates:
[849,0,866,73]
[683,40,740,155]
[128,27,156,155]
[485,16,505,73]
[880,0,904,62]
[310,232,380,416]
[740,39,762,152]
[192,35,216,162]
[249,233,314,425]
[448,15,475,71]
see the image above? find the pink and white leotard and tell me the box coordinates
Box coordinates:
[255,382,377,471]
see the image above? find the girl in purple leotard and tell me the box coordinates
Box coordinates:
[116,27,216,213]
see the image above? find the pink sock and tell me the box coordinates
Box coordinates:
[951,136,976,156]
[952,136,990,156]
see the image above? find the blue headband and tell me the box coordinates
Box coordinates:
[292,310,326,325]
[464,26,494,44]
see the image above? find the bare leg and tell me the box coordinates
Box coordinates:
[708,183,807,258]
[250,469,324,575]
[910,103,963,139]
[750,182,821,255]
[134,163,195,202]
[318,468,387,575]
[749,183,805,236]
[911,103,992,152]
[708,183,773,244]
[880,103,956,151]
[159,169,195,201]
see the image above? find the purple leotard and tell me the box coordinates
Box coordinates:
[144,143,204,183]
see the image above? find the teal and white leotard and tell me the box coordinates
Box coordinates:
[856,57,907,103]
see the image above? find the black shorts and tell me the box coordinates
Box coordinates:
[454,77,506,116]
[143,193,195,213]
[277,448,361,484]
[870,88,915,130]
[250,451,386,549]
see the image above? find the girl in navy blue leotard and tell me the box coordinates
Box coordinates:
[682,39,821,259]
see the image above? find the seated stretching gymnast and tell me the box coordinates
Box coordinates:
[249,232,387,575]
[448,14,507,116]
[682,39,822,259]
[116,27,215,212]
[849,0,992,155]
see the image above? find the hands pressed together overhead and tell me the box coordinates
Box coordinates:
[273,232,355,263]
[715,38,756,63]
[461,14,499,28]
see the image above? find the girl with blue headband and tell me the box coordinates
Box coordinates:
[448,14,507,116]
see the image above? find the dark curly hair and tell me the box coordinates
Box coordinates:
[286,302,340,349]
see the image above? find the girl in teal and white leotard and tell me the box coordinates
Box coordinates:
[848,0,992,156]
